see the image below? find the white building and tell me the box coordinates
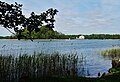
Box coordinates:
[76,35,85,39]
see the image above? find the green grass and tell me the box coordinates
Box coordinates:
[0,52,86,82]
[101,48,120,59]
[1,52,120,82]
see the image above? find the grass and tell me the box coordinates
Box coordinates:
[0,52,86,82]
[0,51,120,82]
[101,48,120,59]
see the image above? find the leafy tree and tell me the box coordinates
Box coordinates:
[0,1,58,40]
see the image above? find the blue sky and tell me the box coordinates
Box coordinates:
[1,0,120,36]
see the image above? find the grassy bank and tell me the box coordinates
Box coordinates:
[101,48,120,59]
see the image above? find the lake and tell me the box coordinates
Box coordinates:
[0,39,120,77]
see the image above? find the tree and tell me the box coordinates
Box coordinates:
[0,1,58,40]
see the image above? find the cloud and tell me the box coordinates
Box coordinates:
[55,0,120,34]
[1,0,120,35]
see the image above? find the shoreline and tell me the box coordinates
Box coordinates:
[0,38,120,40]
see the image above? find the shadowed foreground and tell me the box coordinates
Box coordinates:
[0,52,83,82]
[18,75,120,82]
[0,52,120,82]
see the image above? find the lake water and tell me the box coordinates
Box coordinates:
[0,39,120,77]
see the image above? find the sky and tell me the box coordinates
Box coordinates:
[1,0,120,36]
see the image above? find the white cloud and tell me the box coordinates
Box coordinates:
[55,0,120,34]
[1,0,120,35]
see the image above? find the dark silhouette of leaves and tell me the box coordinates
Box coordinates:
[0,1,58,40]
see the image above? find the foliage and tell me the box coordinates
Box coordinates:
[2,34,120,39]
[19,26,66,39]
[61,34,120,39]
[84,34,120,39]
[0,1,58,40]
[108,67,120,74]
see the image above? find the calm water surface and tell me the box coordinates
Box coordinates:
[0,39,120,77]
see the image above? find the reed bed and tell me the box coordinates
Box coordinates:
[0,52,85,82]
[101,48,120,59]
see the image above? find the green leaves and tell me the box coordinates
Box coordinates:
[0,1,58,40]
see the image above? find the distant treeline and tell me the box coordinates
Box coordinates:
[67,34,120,39]
[1,31,120,40]
[0,36,16,39]
[84,34,120,39]
[57,34,120,39]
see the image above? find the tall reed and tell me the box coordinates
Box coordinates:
[101,48,120,59]
[0,52,85,82]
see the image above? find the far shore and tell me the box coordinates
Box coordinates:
[0,38,120,40]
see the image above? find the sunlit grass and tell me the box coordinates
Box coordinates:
[101,48,120,59]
